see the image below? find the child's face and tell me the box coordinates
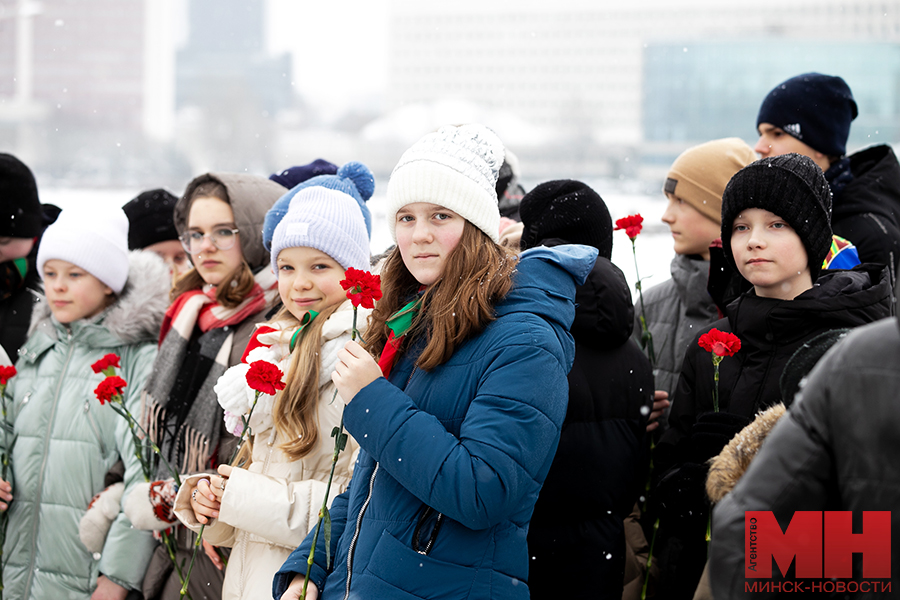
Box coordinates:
[42,259,113,324]
[661,194,721,259]
[730,208,812,300]
[144,239,191,279]
[395,203,465,286]
[276,247,347,321]
[185,197,244,286]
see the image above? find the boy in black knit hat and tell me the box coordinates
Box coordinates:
[754,72,900,273]
[652,153,893,600]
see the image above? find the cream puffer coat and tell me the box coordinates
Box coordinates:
[173,300,364,600]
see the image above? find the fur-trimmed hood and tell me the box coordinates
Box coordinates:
[705,403,786,504]
[27,250,171,346]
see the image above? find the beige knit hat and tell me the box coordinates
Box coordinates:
[663,138,757,224]
[386,124,505,243]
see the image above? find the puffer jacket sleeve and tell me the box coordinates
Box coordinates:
[709,350,834,599]
[344,332,569,531]
[97,342,159,590]
[273,487,351,599]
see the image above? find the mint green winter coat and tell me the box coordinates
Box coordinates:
[2,251,170,599]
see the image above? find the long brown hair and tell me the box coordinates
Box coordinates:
[232,301,344,467]
[368,221,517,371]
[169,180,256,308]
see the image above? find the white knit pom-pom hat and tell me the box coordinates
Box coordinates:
[386,124,505,243]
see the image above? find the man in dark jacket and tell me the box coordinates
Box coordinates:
[754,72,900,273]
[709,298,900,596]
[519,180,654,600]
[0,154,59,363]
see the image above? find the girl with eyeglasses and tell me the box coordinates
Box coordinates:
[124,173,286,600]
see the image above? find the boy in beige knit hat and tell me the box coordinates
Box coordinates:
[634,138,756,432]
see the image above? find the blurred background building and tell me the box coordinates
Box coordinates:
[0,0,898,190]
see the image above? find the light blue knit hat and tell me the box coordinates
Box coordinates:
[263,161,375,250]
[270,186,370,274]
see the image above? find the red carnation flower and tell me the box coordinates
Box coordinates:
[340,268,382,310]
[246,360,286,396]
[91,353,121,374]
[0,365,16,386]
[698,329,741,358]
[94,375,128,405]
[614,214,644,240]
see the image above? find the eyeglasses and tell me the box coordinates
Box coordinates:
[179,227,240,254]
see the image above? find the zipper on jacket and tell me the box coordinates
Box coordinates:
[342,364,416,598]
[23,330,75,600]
[344,462,379,600]
[83,401,108,455]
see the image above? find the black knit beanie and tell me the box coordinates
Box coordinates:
[721,153,833,280]
[122,189,180,250]
[0,153,42,238]
[757,73,858,157]
[519,179,613,259]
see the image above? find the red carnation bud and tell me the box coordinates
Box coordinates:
[340,268,383,310]
[0,365,16,386]
[698,328,741,358]
[245,360,286,396]
[94,375,128,405]
[614,214,644,240]
[91,353,121,374]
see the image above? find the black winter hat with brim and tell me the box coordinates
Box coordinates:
[519,179,613,259]
[0,153,42,238]
[721,153,833,281]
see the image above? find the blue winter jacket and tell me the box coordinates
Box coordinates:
[273,245,598,600]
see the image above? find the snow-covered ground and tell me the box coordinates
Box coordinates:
[42,187,677,304]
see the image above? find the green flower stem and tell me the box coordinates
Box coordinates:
[640,517,660,600]
[300,314,360,599]
[0,385,14,600]
[632,239,656,370]
[712,357,722,413]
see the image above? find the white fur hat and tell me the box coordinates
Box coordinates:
[37,206,130,293]
[386,124,505,243]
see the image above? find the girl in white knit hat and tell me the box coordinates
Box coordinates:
[172,186,369,600]
[274,124,599,600]
[0,206,171,600]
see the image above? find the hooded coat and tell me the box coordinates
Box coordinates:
[830,144,900,274]
[528,251,653,600]
[3,251,170,600]
[134,172,285,600]
[710,313,900,596]
[273,245,598,600]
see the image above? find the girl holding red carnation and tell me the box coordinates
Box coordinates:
[0,206,171,600]
[274,124,599,600]
[653,154,892,600]
[170,185,371,600]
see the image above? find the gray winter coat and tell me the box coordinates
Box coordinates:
[3,251,170,599]
[633,254,718,427]
[709,316,900,596]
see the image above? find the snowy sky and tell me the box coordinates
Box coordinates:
[266,0,390,116]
